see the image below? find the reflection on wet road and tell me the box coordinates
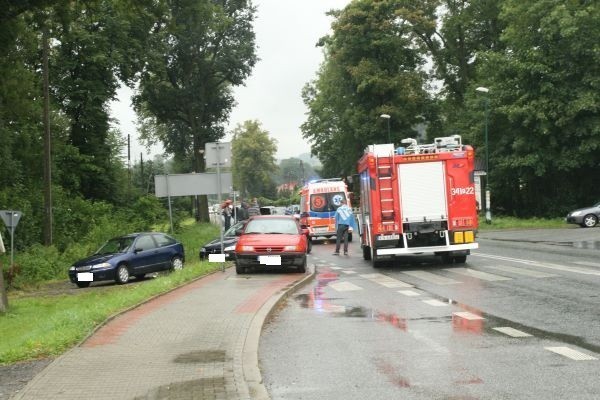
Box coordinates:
[260,238,600,400]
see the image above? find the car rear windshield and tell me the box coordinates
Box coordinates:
[245,219,299,234]
[310,192,346,212]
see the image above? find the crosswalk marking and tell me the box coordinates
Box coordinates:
[545,347,598,361]
[444,267,512,282]
[341,270,357,274]
[329,282,363,292]
[473,253,600,276]
[480,264,557,278]
[360,273,413,288]
[398,290,422,297]
[403,270,461,285]
[329,266,342,270]
[453,311,484,320]
[493,327,532,337]
[423,299,449,307]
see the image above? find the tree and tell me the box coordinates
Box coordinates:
[51,0,160,202]
[472,0,600,216]
[136,0,257,222]
[302,0,433,177]
[231,120,278,199]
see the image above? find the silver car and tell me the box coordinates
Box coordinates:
[566,202,600,228]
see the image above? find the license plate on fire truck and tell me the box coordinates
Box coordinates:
[313,227,329,233]
[378,234,399,241]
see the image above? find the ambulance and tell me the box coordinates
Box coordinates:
[299,178,352,242]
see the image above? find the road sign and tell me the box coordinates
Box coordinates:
[205,142,231,168]
[0,210,22,229]
[154,173,232,197]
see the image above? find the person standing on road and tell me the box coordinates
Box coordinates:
[333,198,356,255]
[222,199,233,230]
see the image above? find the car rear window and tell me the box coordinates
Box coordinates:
[153,234,176,247]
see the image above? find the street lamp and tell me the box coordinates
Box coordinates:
[380,114,391,143]
[476,86,491,224]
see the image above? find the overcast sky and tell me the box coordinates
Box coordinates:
[109,0,350,162]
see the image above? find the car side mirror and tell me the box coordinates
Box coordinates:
[134,247,143,253]
[235,229,244,236]
[300,212,309,218]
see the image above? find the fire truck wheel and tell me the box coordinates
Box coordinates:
[371,248,382,268]
[362,245,372,260]
[441,253,453,264]
[454,255,467,264]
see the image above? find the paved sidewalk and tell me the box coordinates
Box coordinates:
[13,267,312,400]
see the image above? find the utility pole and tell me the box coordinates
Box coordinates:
[0,232,7,312]
[42,24,53,246]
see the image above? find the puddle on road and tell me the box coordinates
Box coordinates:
[299,268,600,356]
[173,350,227,363]
[570,241,600,250]
[136,377,227,400]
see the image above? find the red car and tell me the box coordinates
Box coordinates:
[234,215,310,274]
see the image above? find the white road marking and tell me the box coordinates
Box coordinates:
[360,273,414,288]
[452,311,484,320]
[402,270,461,285]
[473,253,600,276]
[545,347,598,361]
[423,299,449,307]
[574,261,600,268]
[341,270,357,274]
[329,282,363,292]
[480,264,557,278]
[444,268,512,282]
[398,290,422,297]
[493,327,532,337]
[329,266,342,270]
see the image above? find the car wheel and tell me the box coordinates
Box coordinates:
[297,257,307,273]
[170,256,184,271]
[76,282,90,288]
[115,264,130,284]
[582,214,598,228]
[235,263,244,274]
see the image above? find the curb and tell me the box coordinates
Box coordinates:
[242,265,317,399]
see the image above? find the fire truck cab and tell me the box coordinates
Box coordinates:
[357,135,478,267]
[299,178,352,242]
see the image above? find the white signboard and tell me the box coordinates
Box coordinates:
[154,172,232,197]
[0,232,5,254]
[205,142,231,168]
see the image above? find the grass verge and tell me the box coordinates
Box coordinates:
[477,216,566,230]
[0,221,225,365]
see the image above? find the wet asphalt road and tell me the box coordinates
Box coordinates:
[259,228,600,399]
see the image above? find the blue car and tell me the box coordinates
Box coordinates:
[68,232,185,288]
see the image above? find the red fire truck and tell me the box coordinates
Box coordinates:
[356,135,478,267]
